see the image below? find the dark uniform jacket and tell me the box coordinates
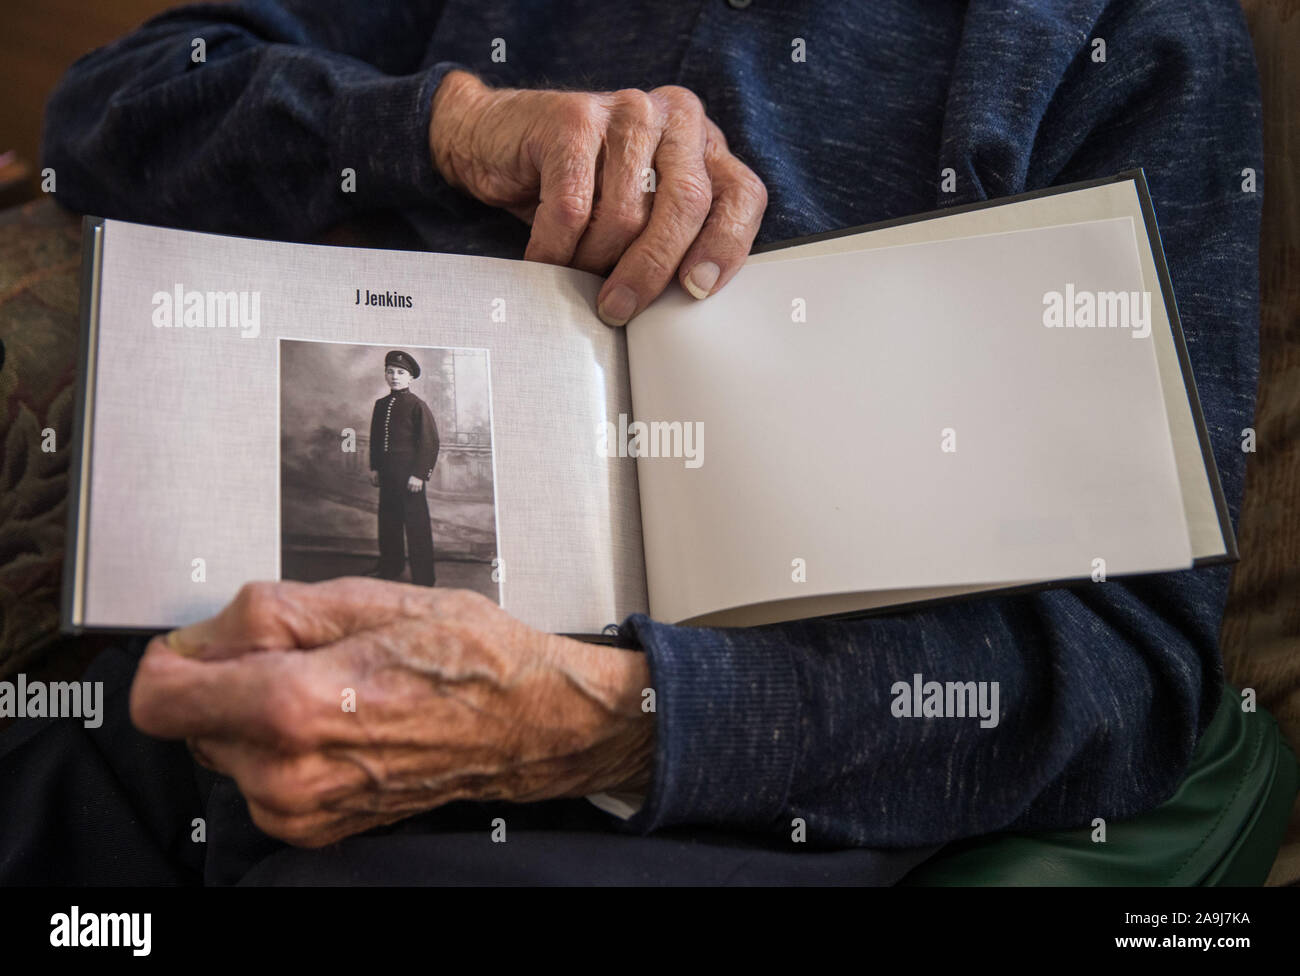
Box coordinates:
[369,388,439,482]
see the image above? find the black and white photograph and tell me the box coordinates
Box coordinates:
[278,338,500,602]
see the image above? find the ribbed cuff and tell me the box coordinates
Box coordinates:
[612,613,802,834]
[330,60,469,215]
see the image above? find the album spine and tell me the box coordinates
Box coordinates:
[60,215,106,634]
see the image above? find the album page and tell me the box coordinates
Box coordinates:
[72,219,647,636]
[627,215,1195,626]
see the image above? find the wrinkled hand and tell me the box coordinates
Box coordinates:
[407,475,423,493]
[129,579,654,848]
[429,70,768,325]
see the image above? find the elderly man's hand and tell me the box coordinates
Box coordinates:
[428,70,768,326]
[129,579,654,848]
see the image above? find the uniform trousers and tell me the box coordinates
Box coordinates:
[376,452,436,586]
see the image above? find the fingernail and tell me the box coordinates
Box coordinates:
[165,628,201,657]
[684,261,720,300]
[598,285,638,326]
[166,616,218,657]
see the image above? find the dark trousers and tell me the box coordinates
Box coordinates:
[0,639,935,885]
[376,454,436,586]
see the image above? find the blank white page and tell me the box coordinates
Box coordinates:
[627,216,1192,624]
[746,179,1225,563]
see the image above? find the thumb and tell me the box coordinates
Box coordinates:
[165,582,305,661]
[165,578,441,661]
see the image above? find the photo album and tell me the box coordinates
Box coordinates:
[62,171,1234,640]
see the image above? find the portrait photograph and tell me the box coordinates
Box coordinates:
[277,338,500,603]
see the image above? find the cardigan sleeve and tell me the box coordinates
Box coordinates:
[41,0,465,240]
[611,0,1262,849]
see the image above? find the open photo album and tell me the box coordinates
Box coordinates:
[62,171,1234,639]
